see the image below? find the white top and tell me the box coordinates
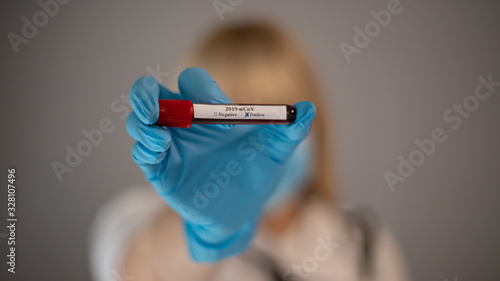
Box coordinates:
[88,187,411,281]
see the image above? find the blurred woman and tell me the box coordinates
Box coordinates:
[89,22,411,281]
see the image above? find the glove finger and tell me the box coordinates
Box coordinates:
[178,68,232,104]
[130,76,177,125]
[132,141,168,166]
[132,142,170,184]
[127,112,172,152]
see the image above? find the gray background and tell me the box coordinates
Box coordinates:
[1,0,499,280]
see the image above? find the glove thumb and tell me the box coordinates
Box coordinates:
[272,101,316,141]
[178,68,232,104]
[260,101,316,163]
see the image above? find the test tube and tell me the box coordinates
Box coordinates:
[155,99,296,128]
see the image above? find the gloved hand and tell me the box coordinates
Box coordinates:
[126,68,316,262]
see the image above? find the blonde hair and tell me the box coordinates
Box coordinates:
[189,22,337,205]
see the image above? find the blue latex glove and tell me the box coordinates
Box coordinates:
[126,68,316,262]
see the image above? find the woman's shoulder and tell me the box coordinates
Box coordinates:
[88,186,168,281]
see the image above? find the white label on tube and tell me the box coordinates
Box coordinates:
[193,104,287,120]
